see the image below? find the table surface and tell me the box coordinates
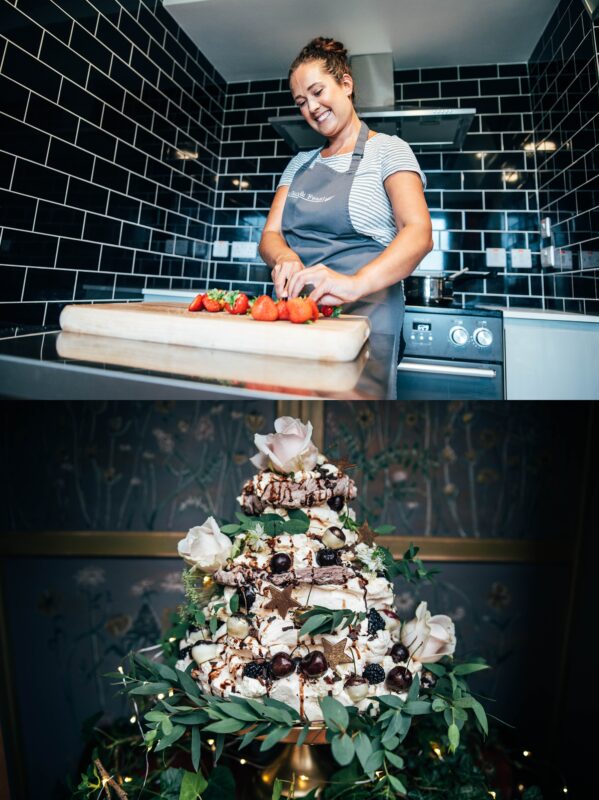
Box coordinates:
[0,327,397,400]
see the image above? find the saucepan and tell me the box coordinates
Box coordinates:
[404,268,488,305]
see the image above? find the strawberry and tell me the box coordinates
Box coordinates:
[203,289,225,312]
[276,299,289,320]
[251,295,279,321]
[188,293,205,312]
[320,305,342,318]
[287,297,314,324]
[308,297,319,321]
[224,291,249,315]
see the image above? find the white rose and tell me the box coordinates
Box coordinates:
[250,416,319,474]
[401,601,456,663]
[177,517,232,572]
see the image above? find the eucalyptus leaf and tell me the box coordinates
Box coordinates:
[354,732,372,773]
[319,696,349,733]
[155,724,186,752]
[453,662,489,675]
[403,700,431,715]
[272,778,283,800]
[259,725,293,751]
[203,718,245,734]
[176,668,201,699]
[387,773,407,794]
[296,722,311,747]
[220,524,242,534]
[162,716,174,736]
[154,662,178,682]
[191,726,201,772]
[331,733,355,766]
[448,722,460,751]
[385,751,404,770]
[299,614,329,637]
[129,681,172,695]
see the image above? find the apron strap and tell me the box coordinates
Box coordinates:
[347,121,370,175]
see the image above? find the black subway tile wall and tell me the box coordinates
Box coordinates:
[0,0,225,327]
[529,0,599,314]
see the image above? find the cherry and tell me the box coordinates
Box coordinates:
[327,496,345,512]
[270,553,292,574]
[300,650,328,677]
[269,652,295,679]
[386,665,413,692]
[421,670,437,690]
[316,548,339,567]
[390,643,410,663]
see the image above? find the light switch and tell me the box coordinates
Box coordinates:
[485,248,507,268]
[231,241,258,259]
[212,240,229,258]
[511,248,532,268]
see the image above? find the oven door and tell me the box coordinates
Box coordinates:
[397,357,504,399]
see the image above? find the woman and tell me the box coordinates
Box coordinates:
[258,36,433,366]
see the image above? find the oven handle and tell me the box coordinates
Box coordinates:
[398,362,497,379]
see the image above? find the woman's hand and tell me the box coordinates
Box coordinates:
[287,263,363,306]
[271,255,305,299]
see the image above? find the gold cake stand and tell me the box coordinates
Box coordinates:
[250,725,335,799]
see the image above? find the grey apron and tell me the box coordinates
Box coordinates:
[281,121,405,374]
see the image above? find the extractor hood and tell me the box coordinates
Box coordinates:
[269,53,475,153]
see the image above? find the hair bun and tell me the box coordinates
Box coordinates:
[310,37,348,58]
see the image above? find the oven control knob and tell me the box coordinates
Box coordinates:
[474,327,493,347]
[449,325,469,346]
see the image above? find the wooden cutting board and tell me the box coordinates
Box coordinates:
[56,332,370,393]
[59,302,371,362]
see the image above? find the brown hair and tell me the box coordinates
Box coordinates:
[289,37,355,101]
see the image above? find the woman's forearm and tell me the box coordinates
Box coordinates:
[355,223,433,297]
[258,231,301,269]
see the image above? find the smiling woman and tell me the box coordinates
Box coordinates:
[258,37,433,367]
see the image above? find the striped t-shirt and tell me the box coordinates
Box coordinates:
[278,133,427,247]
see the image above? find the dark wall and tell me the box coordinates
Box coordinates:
[0,0,224,329]
[530,0,599,314]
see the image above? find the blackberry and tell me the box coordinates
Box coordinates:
[367,608,386,636]
[362,663,385,684]
[242,661,265,679]
[316,548,340,567]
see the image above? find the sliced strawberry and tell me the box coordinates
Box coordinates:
[251,295,278,321]
[320,305,342,318]
[276,299,289,320]
[188,293,205,312]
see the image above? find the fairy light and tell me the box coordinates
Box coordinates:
[207,739,215,746]
[518,785,525,792]
[102,777,110,787]
[433,746,443,758]
[488,792,496,799]
[124,777,133,783]
[168,637,177,643]
[563,788,568,794]
[129,715,137,724]
[157,693,165,700]
[168,688,175,697]
[239,759,247,765]
[117,666,124,674]
[203,576,212,585]
[522,750,531,757]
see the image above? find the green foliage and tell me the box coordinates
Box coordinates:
[296,606,366,637]
[221,509,311,539]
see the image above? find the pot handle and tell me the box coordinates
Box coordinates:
[447,268,470,280]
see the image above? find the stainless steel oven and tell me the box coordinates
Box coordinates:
[398,305,504,399]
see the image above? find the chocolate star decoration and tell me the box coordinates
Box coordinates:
[336,458,357,472]
[264,585,301,618]
[322,637,353,670]
[357,520,378,547]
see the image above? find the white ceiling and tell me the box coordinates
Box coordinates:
[164,0,561,83]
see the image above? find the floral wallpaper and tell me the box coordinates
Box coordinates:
[1,400,580,538]
[1,401,276,532]
[324,401,575,538]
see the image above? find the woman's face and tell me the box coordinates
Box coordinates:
[290,61,354,137]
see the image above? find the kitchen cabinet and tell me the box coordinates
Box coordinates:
[503,309,599,399]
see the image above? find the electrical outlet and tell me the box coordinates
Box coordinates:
[511,248,532,269]
[540,217,552,238]
[541,246,556,268]
[485,248,507,268]
[212,240,230,258]
[231,241,258,259]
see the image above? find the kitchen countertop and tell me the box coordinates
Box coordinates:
[0,327,397,400]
